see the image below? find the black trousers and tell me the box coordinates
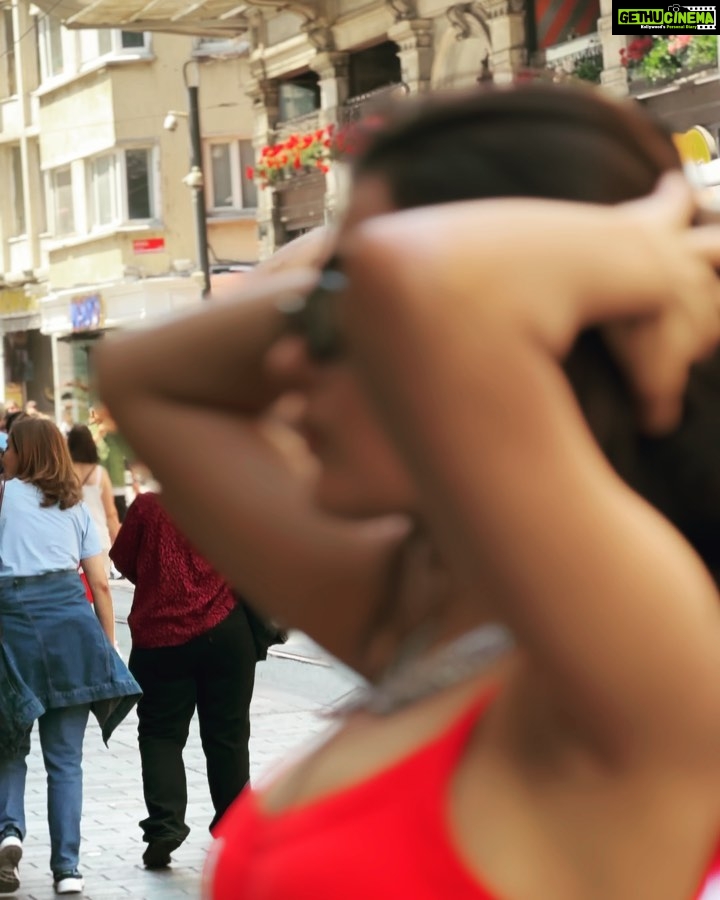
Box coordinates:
[128,605,257,844]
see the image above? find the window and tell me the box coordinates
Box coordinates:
[86,148,155,229]
[39,25,148,80]
[278,73,320,122]
[121,31,146,49]
[89,155,115,227]
[349,42,403,97]
[10,145,25,236]
[125,149,153,219]
[37,156,47,234]
[97,29,113,56]
[4,7,16,97]
[39,15,64,80]
[79,29,111,63]
[210,144,233,209]
[208,140,257,214]
[51,167,74,236]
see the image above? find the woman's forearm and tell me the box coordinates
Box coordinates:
[339,200,686,359]
[94,269,316,417]
[92,582,115,644]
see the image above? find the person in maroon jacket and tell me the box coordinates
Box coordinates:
[109,491,257,870]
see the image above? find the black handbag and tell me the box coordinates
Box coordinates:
[238,596,287,662]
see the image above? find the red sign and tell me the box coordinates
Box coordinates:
[133,237,165,254]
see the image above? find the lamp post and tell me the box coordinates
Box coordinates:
[184,61,211,299]
[165,61,211,300]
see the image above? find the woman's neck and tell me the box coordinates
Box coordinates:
[359,525,501,684]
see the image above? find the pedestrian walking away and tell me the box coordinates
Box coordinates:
[110,489,257,870]
[67,424,120,579]
[0,418,141,896]
[97,83,720,900]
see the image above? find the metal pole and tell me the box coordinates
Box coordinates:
[187,83,211,300]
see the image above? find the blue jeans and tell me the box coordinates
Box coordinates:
[0,704,90,874]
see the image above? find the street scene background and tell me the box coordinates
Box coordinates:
[15,582,360,900]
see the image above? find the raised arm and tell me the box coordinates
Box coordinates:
[93,270,408,675]
[339,191,720,761]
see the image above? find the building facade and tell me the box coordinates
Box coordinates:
[0,1,259,422]
[28,2,720,255]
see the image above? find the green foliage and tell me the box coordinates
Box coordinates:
[572,53,603,83]
[623,35,718,84]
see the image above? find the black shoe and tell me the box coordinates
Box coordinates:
[142,839,180,870]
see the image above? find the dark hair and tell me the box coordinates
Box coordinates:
[67,423,99,465]
[354,83,720,581]
[5,410,24,433]
[11,417,82,509]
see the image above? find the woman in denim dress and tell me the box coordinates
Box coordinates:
[0,417,141,896]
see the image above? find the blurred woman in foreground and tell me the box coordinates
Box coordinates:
[96,84,720,899]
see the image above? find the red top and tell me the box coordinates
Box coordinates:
[110,492,236,648]
[204,689,720,900]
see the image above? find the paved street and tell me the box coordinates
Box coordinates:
[11,583,361,900]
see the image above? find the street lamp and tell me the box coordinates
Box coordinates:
[164,60,211,299]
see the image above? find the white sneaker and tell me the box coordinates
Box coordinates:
[53,871,84,894]
[0,833,21,868]
[0,832,21,894]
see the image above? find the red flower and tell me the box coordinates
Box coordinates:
[293,157,302,170]
[317,162,330,174]
[626,36,653,62]
[246,166,255,180]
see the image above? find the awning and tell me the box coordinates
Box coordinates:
[32,1,253,37]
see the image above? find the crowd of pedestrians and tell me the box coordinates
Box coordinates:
[0,407,263,894]
[1,78,720,900]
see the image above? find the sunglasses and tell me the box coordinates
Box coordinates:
[281,258,348,362]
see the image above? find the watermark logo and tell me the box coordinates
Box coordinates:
[613,1,719,33]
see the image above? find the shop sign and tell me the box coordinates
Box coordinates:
[133,237,165,254]
[70,292,104,332]
[0,288,38,316]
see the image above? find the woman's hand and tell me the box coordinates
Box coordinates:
[603,173,720,434]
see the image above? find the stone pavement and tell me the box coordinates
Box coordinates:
[12,582,361,900]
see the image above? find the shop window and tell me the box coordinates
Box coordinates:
[207,139,257,215]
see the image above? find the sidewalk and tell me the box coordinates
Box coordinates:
[11,583,360,900]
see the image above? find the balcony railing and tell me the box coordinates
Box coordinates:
[274,110,321,142]
[542,32,603,83]
[339,82,409,125]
